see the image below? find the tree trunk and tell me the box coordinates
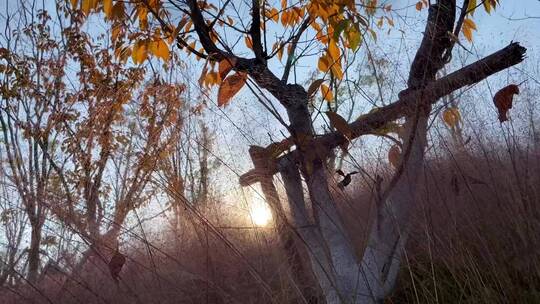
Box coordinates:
[305,164,364,302]
[279,157,339,303]
[249,146,324,303]
[27,221,43,283]
[357,112,429,302]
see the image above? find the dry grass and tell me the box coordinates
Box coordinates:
[2,135,539,304]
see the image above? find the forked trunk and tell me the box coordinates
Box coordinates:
[357,113,429,303]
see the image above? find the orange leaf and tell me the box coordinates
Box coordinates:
[328,39,340,62]
[103,0,112,17]
[245,36,253,50]
[320,84,333,102]
[218,72,247,107]
[132,40,148,64]
[493,84,519,122]
[442,107,461,128]
[219,57,237,79]
[149,38,170,61]
[318,54,330,73]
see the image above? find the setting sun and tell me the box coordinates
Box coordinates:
[250,204,272,227]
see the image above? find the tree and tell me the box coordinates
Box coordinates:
[0,9,59,283]
[79,0,526,302]
[1,3,185,284]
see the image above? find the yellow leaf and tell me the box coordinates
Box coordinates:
[467,0,477,14]
[266,7,279,22]
[483,0,492,13]
[198,64,208,87]
[277,45,284,61]
[138,5,148,29]
[325,111,351,140]
[318,54,330,73]
[149,38,170,61]
[70,0,78,8]
[463,18,477,30]
[442,107,461,128]
[281,10,290,26]
[328,39,340,62]
[320,84,333,101]
[218,72,247,107]
[331,64,343,80]
[81,0,95,14]
[111,2,126,21]
[132,40,148,64]
[348,27,362,51]
[415,1,423,11]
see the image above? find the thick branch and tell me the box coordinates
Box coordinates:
[186,0,224,58]
[249,0,265,59]
[239,42,526,186]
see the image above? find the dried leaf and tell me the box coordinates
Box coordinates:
[108,248,126,282]
[307,79,325,97]
[442,107,461,128]
[325,111,351,140]
[218,57,237,80]
[218,72,247,107]
[388,145,401,168]
[320,84,333,101]
[493,84,519,122]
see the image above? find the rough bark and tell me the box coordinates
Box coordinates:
[27,221,43,283]
[249,146,324,303]
[279,157,338,303]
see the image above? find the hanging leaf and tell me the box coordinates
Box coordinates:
[467,0,477,15]
[320,84,333,101]
[218,72,247,107]
[347,26,362,51]
[328,39,340,62]
[307,79,325,97]
[103,0,113,18]
[108,247,126,283]
[132,40,148,64]
[318,55,330,73]
[245,36,253,50]
[462,18,477,42]
[442,107,461,128]
[493,84,519,122]
[325,111,352,140]
[388,145,401,168]
[218,57,237,79]
[149,38,170,61]
[198,63,208,87]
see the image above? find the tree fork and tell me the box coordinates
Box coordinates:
[239,42,526,187]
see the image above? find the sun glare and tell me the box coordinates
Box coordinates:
[250,204,272,227]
